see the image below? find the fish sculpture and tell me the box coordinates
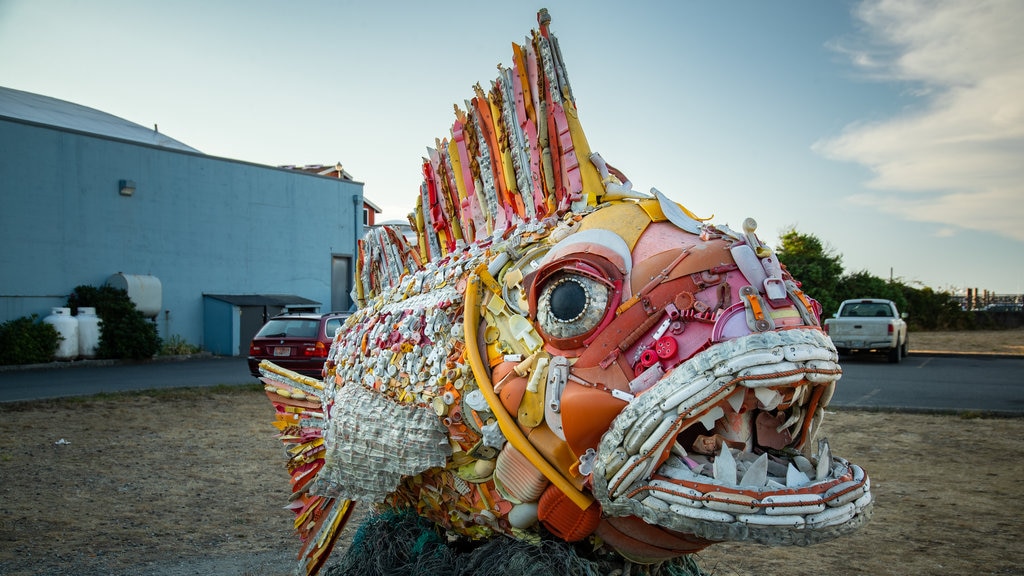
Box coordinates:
[260,9,872,575]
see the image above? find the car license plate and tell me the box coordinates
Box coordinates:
[274,347,291,357]
[851,341,864,348]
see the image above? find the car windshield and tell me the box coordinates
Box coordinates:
[256,319,319,338]
[840,303,891,318]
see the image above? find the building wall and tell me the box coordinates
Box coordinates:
[0,117,364,350]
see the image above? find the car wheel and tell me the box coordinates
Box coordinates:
[901,337,909,357]
[887,345,902,364]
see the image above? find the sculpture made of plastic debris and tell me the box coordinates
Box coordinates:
[260,9,871,575]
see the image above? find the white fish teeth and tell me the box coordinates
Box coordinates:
[593,329,869,543]
[726,388,746,413]
[699,406,724,431]
[713,445,737,485]
[816,438,832,481]
[670,441,688,458]
[820,381,837,407]
[754,387,783,411]
[793,455,814,476]
[739,453,768,487]
[795,384,810,406]
[766,458,789,478]
[778,406,803,433]
[786,463,811,487]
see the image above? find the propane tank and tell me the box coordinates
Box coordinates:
[43,307,79,361]
[76,307,102,359]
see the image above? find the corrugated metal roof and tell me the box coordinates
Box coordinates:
[0,86,201,153]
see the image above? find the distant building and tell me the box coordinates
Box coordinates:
[0,86,366,356]
[279,163,381,230]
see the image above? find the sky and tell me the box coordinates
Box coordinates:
[1,0,1021,296]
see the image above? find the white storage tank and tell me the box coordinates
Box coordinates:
[106,273,162,318]
[76,307,102,359]
[43,307,79,361]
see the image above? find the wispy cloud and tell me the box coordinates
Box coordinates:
[814,0,1024,241]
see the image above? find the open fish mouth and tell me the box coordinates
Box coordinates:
[591,328,872,545]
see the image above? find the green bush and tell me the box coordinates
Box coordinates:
[67,285,161,360]
[0,315,60,365]
[160,334,201,356]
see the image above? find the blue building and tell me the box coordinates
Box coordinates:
[0,86,365,356]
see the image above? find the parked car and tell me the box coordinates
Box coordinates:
[824,299,908,363]
[248,312,350,378]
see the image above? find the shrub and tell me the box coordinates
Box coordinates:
[160,334,201,356]
[0,315,60,365]
[67,285,161,360]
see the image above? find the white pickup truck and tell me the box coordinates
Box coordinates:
[824,299,909,363]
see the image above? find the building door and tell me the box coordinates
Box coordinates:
[331,255,353,312]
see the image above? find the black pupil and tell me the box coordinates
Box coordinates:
[550,280,586,321]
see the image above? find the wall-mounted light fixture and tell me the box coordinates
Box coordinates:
[119,179,136,196]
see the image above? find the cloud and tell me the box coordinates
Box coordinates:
[815,0,1024,241]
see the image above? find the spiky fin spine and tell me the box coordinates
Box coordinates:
[352,11,602,305]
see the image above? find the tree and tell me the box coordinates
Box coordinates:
[775,228,972,331]
[774,229,844,318]
[67,285,161,360]
[835,270,906,309]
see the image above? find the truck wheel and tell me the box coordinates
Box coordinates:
[902,338,909,357]
[888,345,902,364]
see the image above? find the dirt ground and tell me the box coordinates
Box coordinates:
[910,328,1024,356]
[0,330,1021,576]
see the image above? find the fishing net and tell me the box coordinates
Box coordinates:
[324,510,709,576]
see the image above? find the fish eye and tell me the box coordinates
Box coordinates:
[536,272,610,341]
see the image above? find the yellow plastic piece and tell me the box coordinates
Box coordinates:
[518,354,549,428]
[562,101,603,207]
[464,275,593,511]
[489,96,520,206]
[413,195,429,262]
[576,201,652,251]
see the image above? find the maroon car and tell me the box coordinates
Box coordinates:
[247,312,350,378]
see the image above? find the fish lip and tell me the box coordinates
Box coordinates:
[591,328,873,545]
